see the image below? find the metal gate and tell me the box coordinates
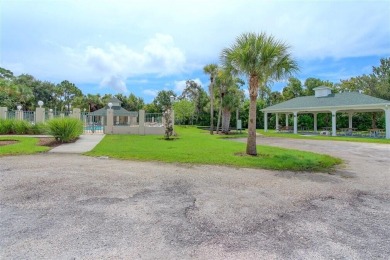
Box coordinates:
[82,113,105,134]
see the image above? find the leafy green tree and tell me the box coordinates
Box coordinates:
[369,57,390,100]
[144,102,159,113]
[115,93,129,108]
[84,93,104,112]
[304,77,324,96]
[282,77,303,100]
[153,90,176,112]
[221,32,298,155]
[268,91,283,106]
[34,81,55,108]
[14,83,34,110]
[334,58,390,129]
[259,83,272,101]
[13,74,40,109]
[203,63,218,134]
[56,80,83,112]
[303,78,334,96]
[180,80,206,124]
[101,94,113,107]
[0,67,14,79]
[127,93,145,111]
[0,78,16,108]
[173,99,195,125]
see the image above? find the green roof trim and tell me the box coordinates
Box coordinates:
[262,92,390,112]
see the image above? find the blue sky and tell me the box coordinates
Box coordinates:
[1,0,389,103]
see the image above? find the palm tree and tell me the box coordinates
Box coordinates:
[214,69,244,133]
[221,32,298,155]
[203,63,218,134]
[221,83,245,133]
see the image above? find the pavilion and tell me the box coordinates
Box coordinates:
[261,87,390,139]
[90,97,138,125]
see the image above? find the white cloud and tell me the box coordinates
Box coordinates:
[143,34,186,74]
[83,34,186,76]
[81,33,186,92]
[1,0,389,98]
[100,75,127,93]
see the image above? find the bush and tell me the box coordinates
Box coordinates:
[12,120,30,134]
[29,122,49,135]
[47,117,83,143]
[0,119,48,135]
[0,119,13,134]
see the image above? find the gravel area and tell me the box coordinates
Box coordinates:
[0,137,389,259]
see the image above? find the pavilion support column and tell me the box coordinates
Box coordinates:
[331,110,337,136]
[285,114,289,127]
[264,112,268,132]
[293,112,298,134]
[313,113,318,133]
[385,106,390,139]
[275,113,279,130]
[348,112,354,128]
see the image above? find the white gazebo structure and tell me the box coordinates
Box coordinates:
[261,87,390,139]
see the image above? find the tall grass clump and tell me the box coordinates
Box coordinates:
[47,117,83,143]
[0,119,48,134]
[30,122,49,134]
[12,120,30,134]
[0,119,13,134]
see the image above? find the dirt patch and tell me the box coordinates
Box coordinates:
[37,137,61,148]
[0,140,19,146]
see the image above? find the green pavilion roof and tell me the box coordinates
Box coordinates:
[262,92,390,112]
[91,106,138,116]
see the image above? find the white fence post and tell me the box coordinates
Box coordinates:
[35,107,45,123]
[0,107,7,119]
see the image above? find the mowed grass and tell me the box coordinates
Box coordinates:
[257,130,390,144]
[86,126,341,171]
[0,136,49,156]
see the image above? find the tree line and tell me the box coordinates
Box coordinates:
[1,57,388,130]
[1,32,389,156]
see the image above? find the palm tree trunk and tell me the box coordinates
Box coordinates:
[216,102,222,134]
[372,112,377,129]
[209,83,214,134]
[247,76,259,155]
[222,107,231,133]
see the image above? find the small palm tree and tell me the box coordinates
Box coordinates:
[203,64,218,134]
[214,69,244,133]
[221,32,298,155]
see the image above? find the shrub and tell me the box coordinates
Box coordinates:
[0,119,48,135]
[0,119,13,134]
[29,122,49,135]
[12,120,30,134]
[47,117,83,143]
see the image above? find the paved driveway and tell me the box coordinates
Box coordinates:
[0,138,389,259]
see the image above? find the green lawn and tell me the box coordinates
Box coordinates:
[86,126,341,171]
[0,136,50,156]
[257,130,390,144]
